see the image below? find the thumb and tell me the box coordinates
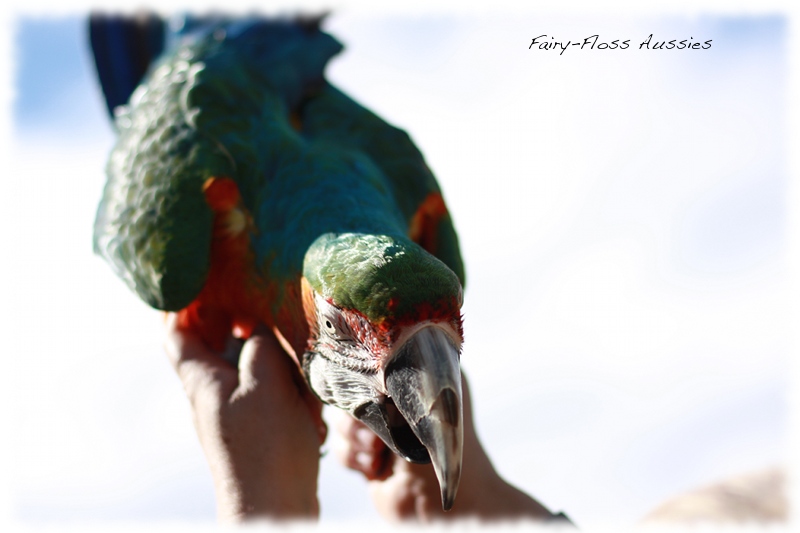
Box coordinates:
[164,313,238,402]
[237,325,327,443]
[236,325,294,390]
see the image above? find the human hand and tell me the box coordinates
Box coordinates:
[332,374,559,523]
[164,314,327,522]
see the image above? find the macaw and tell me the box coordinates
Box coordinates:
[90,13,466,509]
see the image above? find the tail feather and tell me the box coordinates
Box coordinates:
[89,12,166,117]
[88,12,341,117]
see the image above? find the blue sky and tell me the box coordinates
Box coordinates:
[8,11,790,527]
[15,16,111,142]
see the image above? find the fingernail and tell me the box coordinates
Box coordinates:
[355,427,373,445]
[355,451,372,471]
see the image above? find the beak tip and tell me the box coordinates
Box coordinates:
[442,491,456,511]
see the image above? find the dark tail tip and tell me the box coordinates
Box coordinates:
[88,11,166,117]
[295,11,331,33]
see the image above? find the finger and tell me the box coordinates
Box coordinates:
[279,337,328,444]
[373,441,395,480]
[332,428,375,474]
[330,411,367,468]
[331,411,394,480]
[340,442,393,481]
[164,313,237,402]
[237,325,313,399]
[238,326,328,444]
[333,412,378,451]
[236,325,287,390]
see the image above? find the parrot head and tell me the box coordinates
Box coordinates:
[302,232,464,510]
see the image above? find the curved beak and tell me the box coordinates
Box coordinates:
[385,326,463,511]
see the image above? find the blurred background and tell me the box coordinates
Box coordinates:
[5,7,790,528]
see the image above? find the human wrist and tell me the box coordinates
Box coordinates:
[213,466,319,522]
[457,458,554,521]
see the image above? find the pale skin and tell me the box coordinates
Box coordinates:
[331,375,557,522]
[165,314,567,524]
[164,314,325,521]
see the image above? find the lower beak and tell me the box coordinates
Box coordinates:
[385,325,463,511]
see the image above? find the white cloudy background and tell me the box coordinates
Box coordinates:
[5,10,790,528]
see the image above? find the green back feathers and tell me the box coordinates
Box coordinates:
[94,19,342,310]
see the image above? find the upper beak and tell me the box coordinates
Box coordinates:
[385,325,463,511]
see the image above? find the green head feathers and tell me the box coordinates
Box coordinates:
[303,233,462,325]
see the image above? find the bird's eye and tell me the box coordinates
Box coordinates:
[323,319,337,335]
